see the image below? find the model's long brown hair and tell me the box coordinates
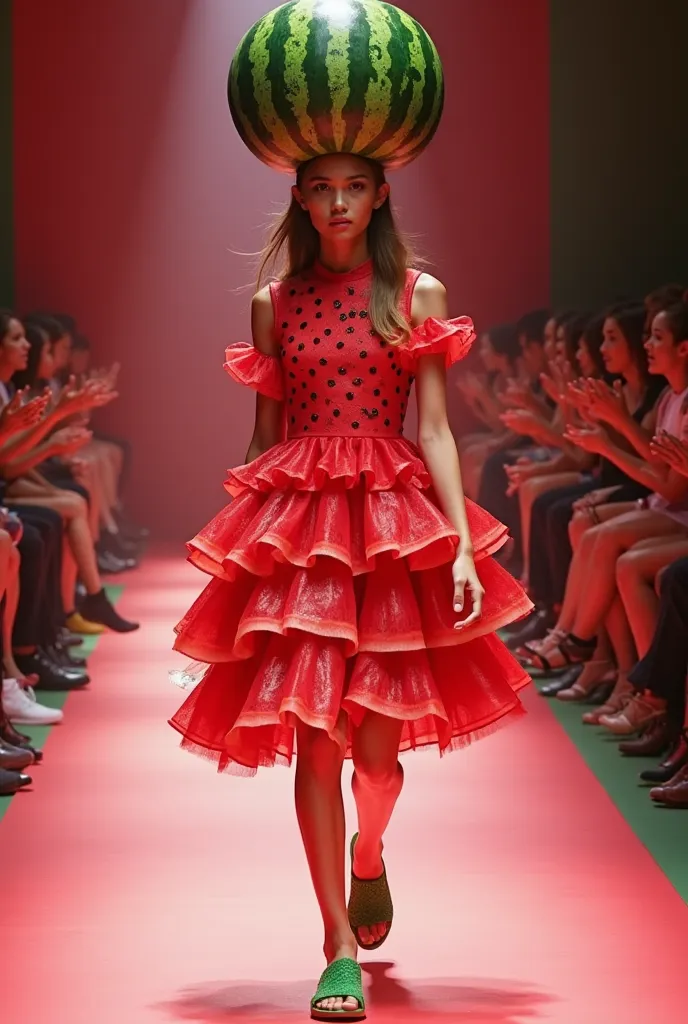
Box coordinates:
[257,157,419,345]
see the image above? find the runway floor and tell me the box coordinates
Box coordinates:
[1,551,686,1024]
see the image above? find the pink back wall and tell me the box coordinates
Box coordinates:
[13,0,549,539]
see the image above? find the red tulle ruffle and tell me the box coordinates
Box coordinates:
[400,315,476,369]
[188,484,509,582]
[225,435,437,497]
[173,552,532,667]
[170,631,529,776]
[223,342,284,401]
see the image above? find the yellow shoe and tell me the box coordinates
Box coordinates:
[65,612,105,636]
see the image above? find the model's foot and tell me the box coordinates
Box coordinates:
[352,839,389,947]
[316,939,359,1014]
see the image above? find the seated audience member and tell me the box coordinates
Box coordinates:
[456,322,524,498]
[476,310,577,569]
[503,314,597,586]
[62,325,145,560]
[609,554,688,806]
[512,305,665,665]
[525,299,688,721]
[0,310,139,636]
[18,319,137,574]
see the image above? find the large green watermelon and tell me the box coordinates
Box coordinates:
[228,0,444,172]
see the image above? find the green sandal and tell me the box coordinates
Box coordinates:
[347,832,393,951]
[310,957,366,1021]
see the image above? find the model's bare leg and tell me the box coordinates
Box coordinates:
[295,719,358,1015]
[351,710,404,947]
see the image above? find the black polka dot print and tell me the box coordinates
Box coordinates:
[277,267,418,438]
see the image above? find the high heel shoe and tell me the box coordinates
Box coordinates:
[556,660,616,702]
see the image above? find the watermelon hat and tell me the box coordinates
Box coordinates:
[228,0,444,173]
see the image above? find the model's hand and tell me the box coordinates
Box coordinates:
[452,552,484,629]
[650,431,688,478]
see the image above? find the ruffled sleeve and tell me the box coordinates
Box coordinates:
[223,342,285,401]
[400,316,476,370]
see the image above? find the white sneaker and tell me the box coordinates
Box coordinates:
[1,678,64,725]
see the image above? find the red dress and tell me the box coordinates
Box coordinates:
[169,260,532,775]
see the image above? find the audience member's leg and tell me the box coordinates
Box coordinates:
[616,537,688,659]
[518,473,581,584]
[628,557,688,717]
[570,511,688,644]
[477,449,524,559]
[13,519,50,663]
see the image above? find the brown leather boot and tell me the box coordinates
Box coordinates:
[650,763,688,806]
[619,718,673,757]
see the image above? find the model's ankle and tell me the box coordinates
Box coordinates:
[323,928,357,963]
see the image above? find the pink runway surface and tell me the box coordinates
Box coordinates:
[1,551,686,1024]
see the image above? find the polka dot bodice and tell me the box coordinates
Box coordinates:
[223,262,476,443]
[271,259,417,438]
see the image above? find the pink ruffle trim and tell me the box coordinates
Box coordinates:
[223,342,284,401]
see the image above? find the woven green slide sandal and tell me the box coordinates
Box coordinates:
[310,957,366,1021]
[347,832,393,951]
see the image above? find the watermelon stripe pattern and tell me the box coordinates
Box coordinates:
[228,0,444,172]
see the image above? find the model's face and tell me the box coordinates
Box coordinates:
[600,317,631,375]
[645,311,688,376]
[293,154,389,243]
[576,337,596,377]
[51,334,72,372]
[555,325,567,362]
[1,318,29,372]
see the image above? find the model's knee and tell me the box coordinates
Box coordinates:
[296,727,344,778]
[353,753,401,790]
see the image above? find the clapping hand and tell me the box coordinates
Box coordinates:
[564,422,611,455]
[0,387,50,433]
[55,375,118,416]
[50,425,93,457]
[456,370,485,401]
[650,431,688,478]
[500,378,540,413]
[504,459,541,496]
[581,378,626,427]
[540,360,575,405]
[499,408,546,439]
